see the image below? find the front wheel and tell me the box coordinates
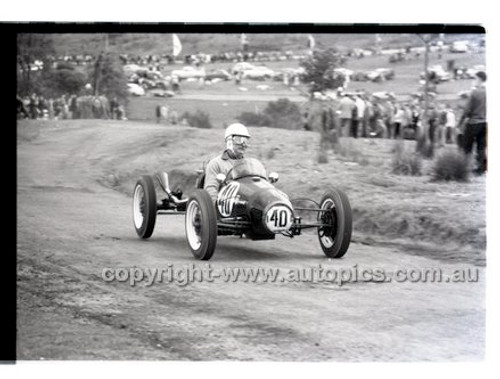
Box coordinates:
[317,188,352,258]
[133,175,157,239]
[185,190,218,260]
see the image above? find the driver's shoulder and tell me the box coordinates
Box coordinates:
[202,153,222,170]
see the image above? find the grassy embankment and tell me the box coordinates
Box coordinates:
[89,122,486,267]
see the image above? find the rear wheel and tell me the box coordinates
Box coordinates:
[317,188,352,258]
[185,190,218,260]
[133,176,157,239]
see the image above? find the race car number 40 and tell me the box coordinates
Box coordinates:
[265,205,293,232]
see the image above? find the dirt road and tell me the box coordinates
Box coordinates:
[17,120,484,361]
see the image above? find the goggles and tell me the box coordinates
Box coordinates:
[232,135,250,144]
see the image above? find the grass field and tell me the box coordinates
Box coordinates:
[126,96,285,128]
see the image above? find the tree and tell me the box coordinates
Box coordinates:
[88,52,129,103]
[17,34,56,95]
[300,48,346,94]
[42,65,87,98]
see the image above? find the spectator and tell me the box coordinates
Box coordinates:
[392,103,406,139]
[172,75,180,93]
[235,71,243,86]
[443,104,457,144]
[427,104,439,145]
[48,98,54,120]
[116,105,126,121]
[338,93,355,137]
[401,103,412,139]
[436,103,448,147]
[459,71,487,174]
[17,95,29,119]
[155,104,162,123]
[110,97,120,120]
[29,94,39,119]
[384,101,396,139]
[350,97,360,138]
[354,95,366,138]
[410,103,421,138]
[70,95,78,119]
[362,95,372,138]
[302,110,311,131]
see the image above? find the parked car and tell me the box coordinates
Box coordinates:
[127,83,145,96]
[420,65,452,83]
[205,69,232,81]
[367,68,395,82]
[241,66,276,80]
[171,66,206,80]
[450,41,469,53]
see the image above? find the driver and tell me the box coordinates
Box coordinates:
[204,123,250,202]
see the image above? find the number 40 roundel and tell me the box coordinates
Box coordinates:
[265,205,293,232]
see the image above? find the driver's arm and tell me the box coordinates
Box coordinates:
[204,157,225,203]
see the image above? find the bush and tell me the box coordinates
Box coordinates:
[263,98,302,129]
[237,111,272,127]
[317,148,329,164]
[392,141,422,176]
[416,134,434,159]
[334,138,368,165]
[181,110,213,129]
[41,67,87,98]
[266,148,276,160]
[236,98,302,130]
[432,150,470,182]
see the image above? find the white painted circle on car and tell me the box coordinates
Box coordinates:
[217,182,240,217]
[265,205,293,233]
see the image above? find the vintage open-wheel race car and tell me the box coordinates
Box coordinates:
[133,158,352,260]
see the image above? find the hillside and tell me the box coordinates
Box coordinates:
[47,32,484,56]
[19,119,482,265]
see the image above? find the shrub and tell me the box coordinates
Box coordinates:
[237,111,272,127]
[392,141,422,176]
[236,98,302,130]
[266,148,276,160]
[416,134,434,159]
[181,110,213,129]
[317,147,329,164]
[263,98,302,129]
[334,138,367,164]
[432,150,470,182]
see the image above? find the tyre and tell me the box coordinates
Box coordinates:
[133,175,157,239]
[317,188,352,258]
[185,189,218,260]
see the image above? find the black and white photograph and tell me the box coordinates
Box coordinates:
[6,10,499,377]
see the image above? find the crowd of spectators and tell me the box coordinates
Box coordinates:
[17,93,126,121]
[309,89,460,147]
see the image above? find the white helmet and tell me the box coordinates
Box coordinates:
[225,123,250,140]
